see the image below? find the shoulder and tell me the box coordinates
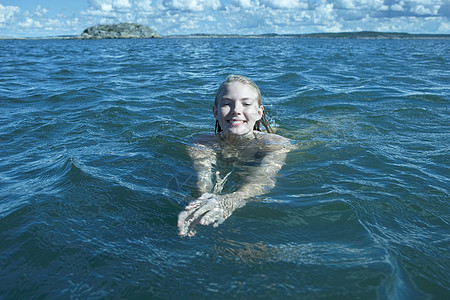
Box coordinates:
[255,131,291,144]
[255,131,295,151]
[191,133,220,147]
[187,133,220,156]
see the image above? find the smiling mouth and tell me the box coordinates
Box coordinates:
[228,120,246,126]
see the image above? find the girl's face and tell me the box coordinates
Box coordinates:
[213,82,263,137]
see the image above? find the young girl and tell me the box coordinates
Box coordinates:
[178,75,293,237]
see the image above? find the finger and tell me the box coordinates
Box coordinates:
[180,202,213,236]
[177,210,191,227]
[178,210,191,236]
[185,194,215,210]
[191,201,216,222]
[212,215,227,228]
[178,209,199,236]
[199,208,221,226]
[179,216,199,237]
[199,193,213,200]
[185,199,204,210]
[179,197,220,236]
[187,227,197,237]
[185,202,200,210]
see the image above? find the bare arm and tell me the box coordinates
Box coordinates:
[232,144,290,200]
[208,142,291,223]
[186,143,216,194]
[178,134,292,237]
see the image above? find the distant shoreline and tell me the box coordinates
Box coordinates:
[2,31,450,40]
[166,32,450,40]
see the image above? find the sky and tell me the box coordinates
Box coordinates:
[1,0,449,37]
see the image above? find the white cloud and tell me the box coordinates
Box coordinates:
[136,0,155,11]
[438,20,450,31]
[66,18,80,26]
[411,4,430,15]
[386,0,444,16]
[77,0,450,35]
[33,6,49,17]
[333,0,387,11]
[230,0,255,9]
[261,0,308,9]
[162,0,222,11]
[85,0,133,13]
[334,0,355,9]
[114,0,133,9]
[391,2,404,12]
[19,17,42,28]
[0,4,20,25]
[313,1,336,23]
[2,0,450,37]
[87,0,114,11]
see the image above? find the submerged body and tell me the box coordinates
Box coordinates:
[178,75,293,237]
[178,131,292,236]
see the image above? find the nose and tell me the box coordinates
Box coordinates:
[231,102,243,114]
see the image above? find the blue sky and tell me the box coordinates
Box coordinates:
[1,0,449,37]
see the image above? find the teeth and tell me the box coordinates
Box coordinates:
[229,120,244,124]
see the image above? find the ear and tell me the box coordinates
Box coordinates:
[212,106,218,119]
[257,105,264,120]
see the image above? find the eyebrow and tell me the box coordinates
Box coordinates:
[221,97,254,101]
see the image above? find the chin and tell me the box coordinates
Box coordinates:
[224,127,252,136]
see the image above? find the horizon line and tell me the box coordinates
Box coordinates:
[2,31,450,40]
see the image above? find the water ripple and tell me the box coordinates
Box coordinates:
[0,38,448,299]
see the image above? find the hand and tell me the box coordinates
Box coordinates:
[177,193,232,237]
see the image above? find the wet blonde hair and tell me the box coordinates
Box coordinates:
[214,75,273,134]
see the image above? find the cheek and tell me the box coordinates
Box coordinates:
[219,106,230,117]
[248,107,262,119]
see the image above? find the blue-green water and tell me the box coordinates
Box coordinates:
[0,38,449,299]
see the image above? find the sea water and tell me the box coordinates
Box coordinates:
[0,38,449,299]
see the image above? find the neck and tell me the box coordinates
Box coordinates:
[220,130,256,145]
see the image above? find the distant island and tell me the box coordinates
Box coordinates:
[1,24,449,40]
[167,32,450,39]
[78,23,161,39]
